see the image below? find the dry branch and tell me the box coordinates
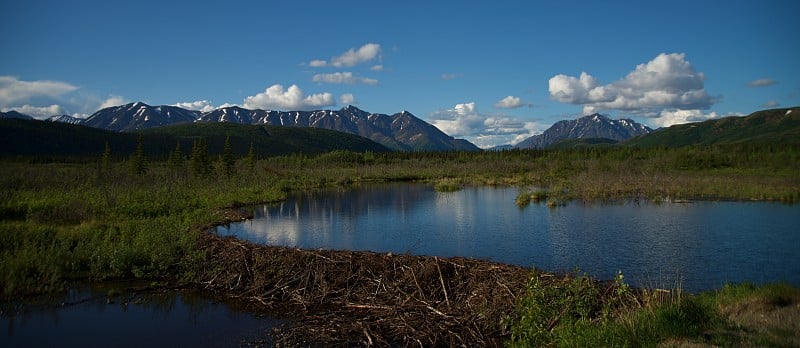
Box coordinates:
[194,232,533,346]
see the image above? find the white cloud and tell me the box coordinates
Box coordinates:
[312,72,378,85]
[494,95,528,109]
[762,100,780,108]
[428,102,543,148]
[441,73,463,81]
[174,100,216,112]
[99,95,128,109]
[549,53,715,116]
[309,43,382,68]
[339,93,357,105]
[309,60,328,67]
[3,104,65,119]
[649,109,721,128]
[370,65,384,72]
[0,76,78,107]
[243,84,335,110]
[748,78,776,88]
[218,102,239,109]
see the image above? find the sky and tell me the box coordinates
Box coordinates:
[1,0,798,148]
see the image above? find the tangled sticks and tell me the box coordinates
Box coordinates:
[195,232,531,346]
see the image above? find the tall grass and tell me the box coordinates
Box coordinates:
[2,143,798,297]
[0,161,284,297]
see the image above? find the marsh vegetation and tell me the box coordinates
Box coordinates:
[1,143,799,345]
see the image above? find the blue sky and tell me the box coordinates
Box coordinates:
[1,0,798,148]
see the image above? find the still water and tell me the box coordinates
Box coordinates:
[1,284,283,347]
[218,183,800,292]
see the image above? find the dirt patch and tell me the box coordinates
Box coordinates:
[194,232,536,346]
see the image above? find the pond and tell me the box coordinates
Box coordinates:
[217,183,800,293]
[1,283,284,347]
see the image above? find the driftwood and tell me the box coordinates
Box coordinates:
[195,232,533,347]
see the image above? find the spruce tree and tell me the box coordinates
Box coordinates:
[222,135,236,177]
[246,142,256,176]
[101,141,112,172]
[190,138,211,177]
[129,134,148,175]
[168,141,184,175]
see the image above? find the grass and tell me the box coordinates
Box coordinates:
[433,177,464,192]
[1,144,799,344]
[506,272,800,347]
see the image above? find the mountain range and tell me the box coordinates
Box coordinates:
[4,105,797,153]
[75,103,478,152]
[515,113,652,149]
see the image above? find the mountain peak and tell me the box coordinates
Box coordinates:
[516,113,651,149]
[342,104,361,112]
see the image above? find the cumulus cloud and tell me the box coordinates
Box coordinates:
[428,102,543,148]
[339,93,357,105]
[99,95,128,109]
[748,78,776,87]
[174,100,216,112]
[309,43,382,68]
[0,76,78,107]
[649,109,721,128]
[312,72,378,85]
[370,65,384,72]
[3,104,65,119]
[441,73,463,81]
[549,53,716,116]
[494,95,529,109]
[243,84,335,110]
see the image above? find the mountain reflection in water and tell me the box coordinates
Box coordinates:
[217,183,800,293]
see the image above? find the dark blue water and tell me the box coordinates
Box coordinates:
[217,183,800,292]
[1,284,284,347]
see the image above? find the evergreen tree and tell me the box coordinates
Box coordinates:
[222,135,236,177]
[167,141,185,175]
[101,141,111,172]
[190,138,211,177]
[247,141,256,176]
[129,134,148,175]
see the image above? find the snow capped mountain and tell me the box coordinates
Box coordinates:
[85,103,479,151]
[46,114,84,124]
[83,102,200,131]
[515,113,652,149]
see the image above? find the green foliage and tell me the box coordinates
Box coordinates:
[101,142,112,171]
[506,270,636,347]
[626,106,800,147]
[547,137,619,150]
[190,138,212,177]
[0,160,286,297]
[433,178,463,192]
[246,141,256,175]
[0,119,390,160]
[167,141,185,175]
[515,188,549,207]
[222,135,236,177]
[128,133,148,175]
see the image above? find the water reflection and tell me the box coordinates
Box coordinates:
[1,284,283,347]
[217,183,800,292]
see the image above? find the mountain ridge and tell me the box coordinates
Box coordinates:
[81,103,478,152]
[624,107,800,147]
[515,113,652,149]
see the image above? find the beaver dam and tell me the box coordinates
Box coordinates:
[196,231,639,346]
